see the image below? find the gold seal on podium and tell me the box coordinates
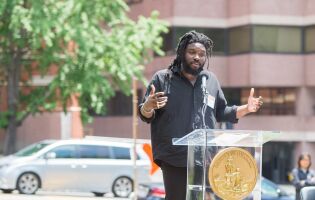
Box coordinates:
[208,147,258,200]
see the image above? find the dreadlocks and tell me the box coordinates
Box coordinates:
[168,30,214,70]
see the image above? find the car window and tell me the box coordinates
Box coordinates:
[49,145,77,158]
[78,145,111,159]
[15,142,52,157]
[112,147,131,159]
[262,178,279,198]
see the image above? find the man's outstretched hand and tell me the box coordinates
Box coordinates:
[247,88,263,113]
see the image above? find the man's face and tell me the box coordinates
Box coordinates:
[183,42,206,75]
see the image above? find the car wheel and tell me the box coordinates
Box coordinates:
[17,172,40,194]
[1,189,13,193]
[112,176,133,198]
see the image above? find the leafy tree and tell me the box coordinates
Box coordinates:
[0,0,168,154]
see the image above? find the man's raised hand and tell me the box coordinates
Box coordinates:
[247,88,263,113]
[143,84,168,111]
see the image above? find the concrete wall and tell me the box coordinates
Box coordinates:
[15,113,61,150]
[235,116,315,132]
[0,113,60,153]
[174,0,228,18]
[85,116,150,140]
[250,0,305,16]
[128,0,174,20]
[305,54,315,86]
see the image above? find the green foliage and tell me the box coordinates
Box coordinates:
[0,0,168,126]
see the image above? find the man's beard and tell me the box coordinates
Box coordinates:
[182,60,203,76]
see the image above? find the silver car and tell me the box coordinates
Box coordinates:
[0,139,151,197]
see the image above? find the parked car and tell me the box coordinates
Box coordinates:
[259,177,294,200]
[0,138,151,197]
[138,177,294,200]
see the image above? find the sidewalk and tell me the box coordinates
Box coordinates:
[0,191,127,200]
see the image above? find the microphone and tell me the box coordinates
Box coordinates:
[199,72,209,129]
[200,72,208,93]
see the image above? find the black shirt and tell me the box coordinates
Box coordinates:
[139,66,238,167]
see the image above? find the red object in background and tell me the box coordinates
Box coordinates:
[150,187,165,198]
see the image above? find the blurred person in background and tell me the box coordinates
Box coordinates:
[290,153,315,200]
[138,30,263,200]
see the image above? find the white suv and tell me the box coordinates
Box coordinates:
[0,138,151,197]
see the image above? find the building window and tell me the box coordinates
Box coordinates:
[222,88,241,106]
[90,89,143,117]
[106,89,142,116]
[253,25,302,53]
[160,26,226,55]
[305,25,315,53]
[161,25,307,56]
[160,28,176,55]
[174,27,192,45]
[228,26,251,54]
[262,142,295,184]
[175,27,226,55]
[203,28,226,54]
[223,88,296,115]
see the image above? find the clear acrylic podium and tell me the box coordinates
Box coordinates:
[172,129,280,200]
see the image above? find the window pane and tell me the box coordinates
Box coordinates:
[305,26,315,53]
[160,25,306,56]
[79,145,110,159]
[106,91,132,116]
[50,145,77,158]
[160,28,175,55]
[175,27,192,44]
[203,28,226,54]
[112,147,131,159]
[89,89,142,116]
[284,88,296,115]
[253,26,302,53]
[240,88,251,105]
[222,88,241,106]
[174,27,226,54]
[228,88,296,115]
[229,26,251,54]
[257,89,271,115]
[253,88,295,115]
[15,142,51,157]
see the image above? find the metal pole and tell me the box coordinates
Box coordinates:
[132,77,138,200]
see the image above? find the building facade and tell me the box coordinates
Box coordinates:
[2,0,314,184]
[122,0,315,183]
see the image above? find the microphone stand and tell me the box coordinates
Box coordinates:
[201,86,209,129]
[201,84,209,200]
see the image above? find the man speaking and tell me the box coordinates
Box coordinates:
[139,31,263,200]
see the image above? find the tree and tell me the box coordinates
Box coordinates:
[0,0,168,155]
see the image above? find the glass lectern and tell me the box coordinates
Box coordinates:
[172,129,280,200]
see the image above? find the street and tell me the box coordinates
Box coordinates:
[0,190,128,200]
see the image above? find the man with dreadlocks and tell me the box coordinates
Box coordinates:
[139,31,263,200]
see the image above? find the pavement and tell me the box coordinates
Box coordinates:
[0,184,296,200]
[0,190,128,200]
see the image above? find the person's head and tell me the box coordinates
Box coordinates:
[298,153,312,170]
[169,30,214,76]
